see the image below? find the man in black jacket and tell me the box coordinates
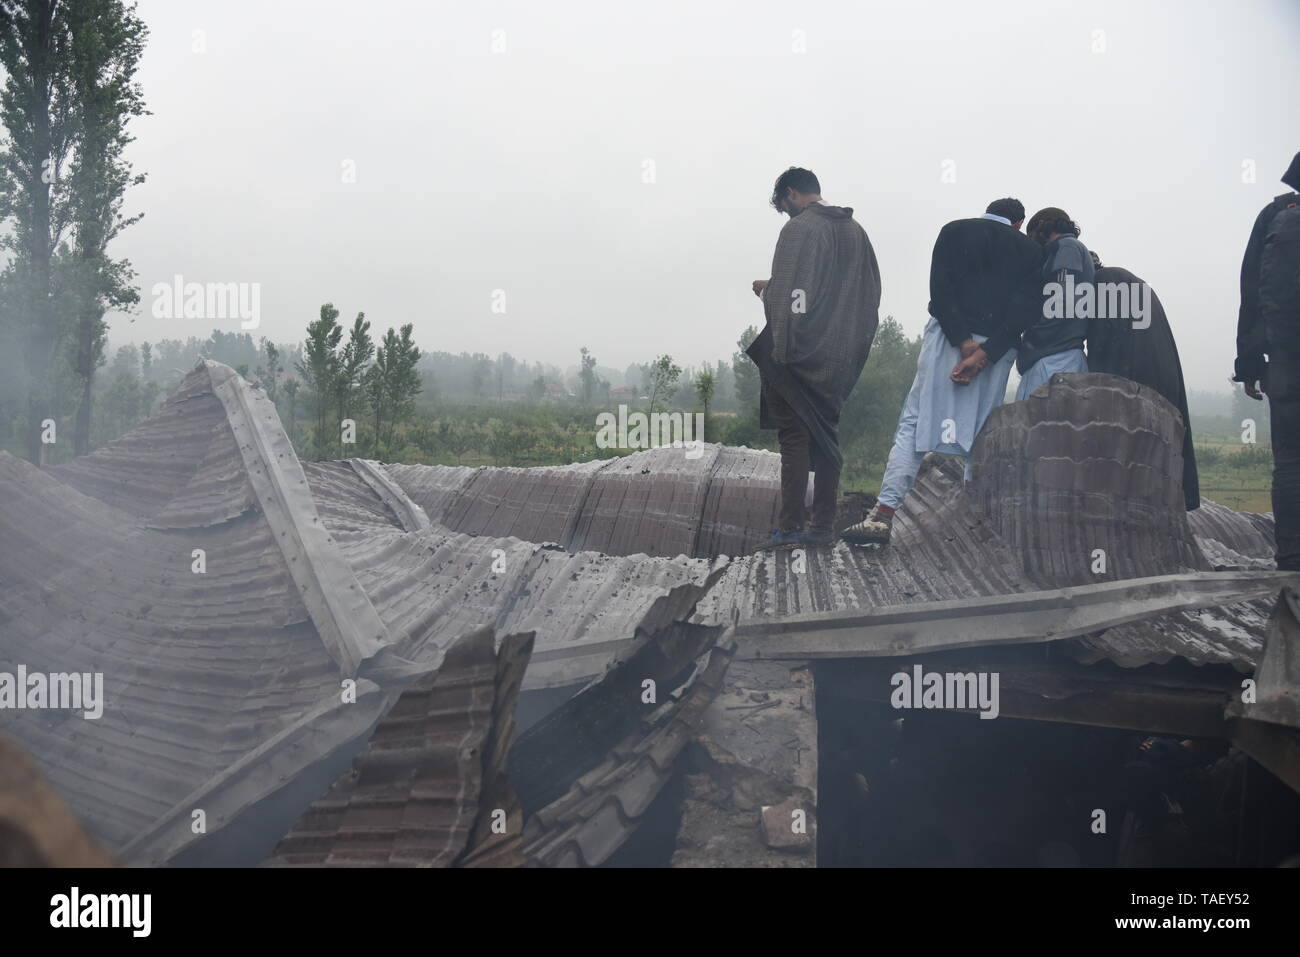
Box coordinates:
[842,198,1042,545]
[1235,152,1300,570]
[1256,201,1300,569]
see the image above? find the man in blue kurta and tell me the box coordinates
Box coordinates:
[842,198,1042,546]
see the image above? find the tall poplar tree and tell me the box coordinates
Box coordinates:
[0,0,76,463]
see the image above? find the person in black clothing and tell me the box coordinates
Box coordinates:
[1236,153,1300,389]
[1256,201,1300,569]
[1086,251,1200,510]
[841,198,1042,546]
[1235,152,1300,570]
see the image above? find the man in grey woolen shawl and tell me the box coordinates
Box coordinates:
[747,167,881,549]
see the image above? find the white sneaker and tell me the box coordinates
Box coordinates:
[840,503,894,545]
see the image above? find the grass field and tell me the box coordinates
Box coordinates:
[1194,439,1274,513]
[843,442,1275,515]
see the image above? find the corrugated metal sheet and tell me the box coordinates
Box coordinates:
[1190,499,1276,569]
[382,462,477,524]
[0,362,472,863]
[384,445,783,558]
[520,636,734,867]
[967,373,1276,670]
[377,392,1277,674]
[3,360,1288,868]
[50,373,239,521]
[308,513,722,690]
[264,627,532,867]
[693,456,1028,625]
[511,621,725,813]
[971,373,1209,584]
[0,410,394,863]
[0,362,729,862]
[372,386,1279,672]
[1242,588,1300,729]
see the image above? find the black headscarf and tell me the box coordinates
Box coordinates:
[1283,151,1300,191]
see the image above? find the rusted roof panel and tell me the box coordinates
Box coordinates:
[265,628,532,867]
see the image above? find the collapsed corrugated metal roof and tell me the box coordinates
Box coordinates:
[0,361,721,863]
[2,363,1293,867]
[265,617,733,868]
[385,443,782,559]
[0,370,408,864]
[374,376,1283,671]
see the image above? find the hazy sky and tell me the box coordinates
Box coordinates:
[114,0,1299,391]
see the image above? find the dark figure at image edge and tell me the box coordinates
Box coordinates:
[1235,152,1300,571]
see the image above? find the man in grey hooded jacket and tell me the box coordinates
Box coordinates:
[748,167,881,549]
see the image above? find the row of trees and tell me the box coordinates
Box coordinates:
[420,344,754,413]
[294,303,421,460]
[0,0,148,461]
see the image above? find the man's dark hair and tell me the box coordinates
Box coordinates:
[1027,207,1081,243]
[770,167,820,209]
[985,198,1025,223]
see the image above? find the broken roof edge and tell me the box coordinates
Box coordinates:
[1228,587,1300,728]
[518,557,730,690]
[203,360,393,676]
[734,571,1300,666]
[263,626,537,868]
[348,457,431,532]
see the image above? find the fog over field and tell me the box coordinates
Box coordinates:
[109,0,1300,393]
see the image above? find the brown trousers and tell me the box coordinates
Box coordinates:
[765,383,840,532]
